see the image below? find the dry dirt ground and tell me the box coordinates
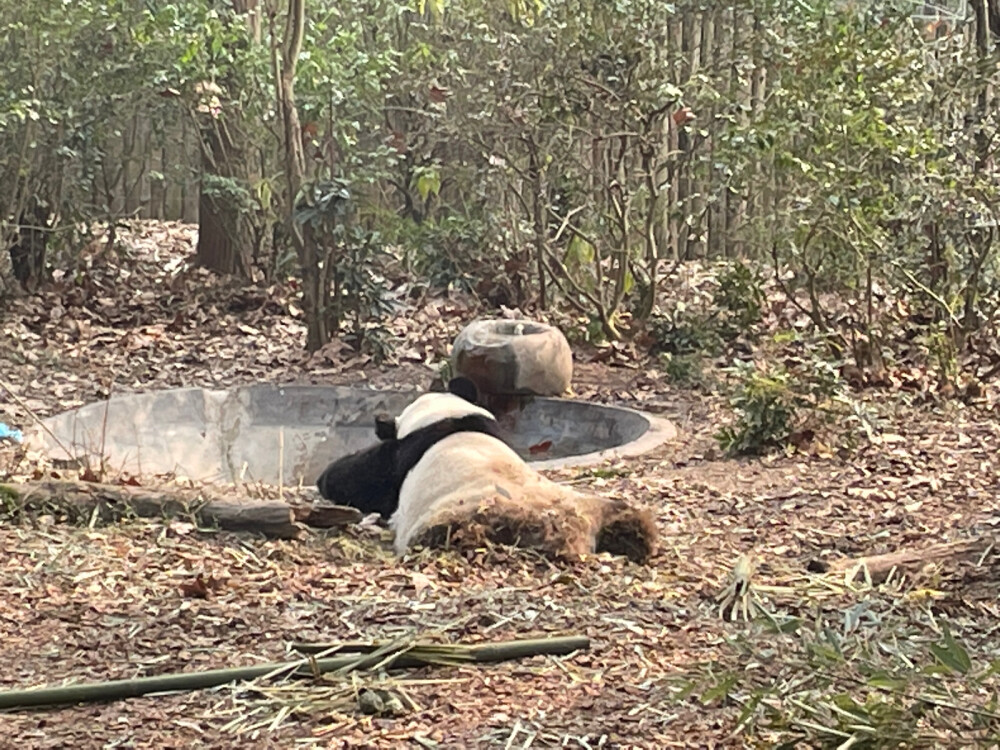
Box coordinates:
[1,223,999,748]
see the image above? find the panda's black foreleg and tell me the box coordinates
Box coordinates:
[315,440,402,518]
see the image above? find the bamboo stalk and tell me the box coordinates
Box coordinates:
[461,636,589,663]
[0,636,589,710]
[291,635,590,663]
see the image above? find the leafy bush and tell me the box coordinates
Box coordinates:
[659,352,710,388]
[294,179,396,360]
[716,349,867,456]
[333,226,396,361]
[396,214,494,292]
[713,261,766,338]
[717,361,797,455]
[649,304,723,357]
[674,607,996,747]
[649,261,767,365]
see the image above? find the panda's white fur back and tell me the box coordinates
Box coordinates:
[390,432,605,556]
[395,393,495,439]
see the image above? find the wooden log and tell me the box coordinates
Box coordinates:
[828,537,997,584]
[0,480,362,540]
[300,502,365,528]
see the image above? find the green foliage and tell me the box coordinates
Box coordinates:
[295,178,395,359]
[717,339,877,455]
[649,305,723,358]
[715,1,1000,377]
[649,261,767,364]
[381,0,693,328]
[562,314,616,347]
[295,7,400,185]
[6,0,1000,372]
[201,174,256,215]
[930,623,972,676]
[413,165,442,203]
[713,261,766,338]
[295,179,353,232]
[717,361,798,455]
[0,0,190,262]
[0,483,20,508]
[333,225,396,355]
[919,323,960,386]
[393,214,494,292]
[659,352,709,388]
[674,607,999,747]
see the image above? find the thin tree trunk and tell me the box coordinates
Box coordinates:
[196,125,257,276]
[527,140,548,310]
[276,0,327,350]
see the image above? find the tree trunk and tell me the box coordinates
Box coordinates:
[194,1,263,278]
[973,0,994,172]
[275,0,327,350]
[196,123,258,277]
[527,142,548,310]
[829,536,998,586]
[9,196,50,290]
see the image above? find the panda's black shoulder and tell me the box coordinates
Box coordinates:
[316,439,398,495]
[439,413,507,443]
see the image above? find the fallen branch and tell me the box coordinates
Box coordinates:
[829,536,997,585]
[0,635,590,710]
[0,480,361,540]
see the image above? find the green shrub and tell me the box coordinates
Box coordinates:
[713,261,766,339]
[659,352,709,388]
[717,344,876,456]
[649,304,723,357]
[717,361,797,455]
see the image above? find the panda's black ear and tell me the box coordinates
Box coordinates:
[374,413,397,441]
[447,376,480,404]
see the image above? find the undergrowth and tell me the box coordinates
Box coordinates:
[672,606,1000,747]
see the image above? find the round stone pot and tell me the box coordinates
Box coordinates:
[451,319,573,397]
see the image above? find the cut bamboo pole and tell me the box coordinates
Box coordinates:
[0,636,590,710]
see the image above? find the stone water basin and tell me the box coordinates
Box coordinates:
[31,386,676,486]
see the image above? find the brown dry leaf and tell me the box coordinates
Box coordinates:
[410,571,435,595]
[167,520,197,536]
[179,573,224,599]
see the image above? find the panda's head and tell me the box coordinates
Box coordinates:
[394,377,495,439]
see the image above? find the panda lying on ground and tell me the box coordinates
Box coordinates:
[315,378,507,518]
[316,378,657,562]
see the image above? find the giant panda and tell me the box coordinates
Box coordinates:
[315,378,506,518]
[389,386,657,563]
